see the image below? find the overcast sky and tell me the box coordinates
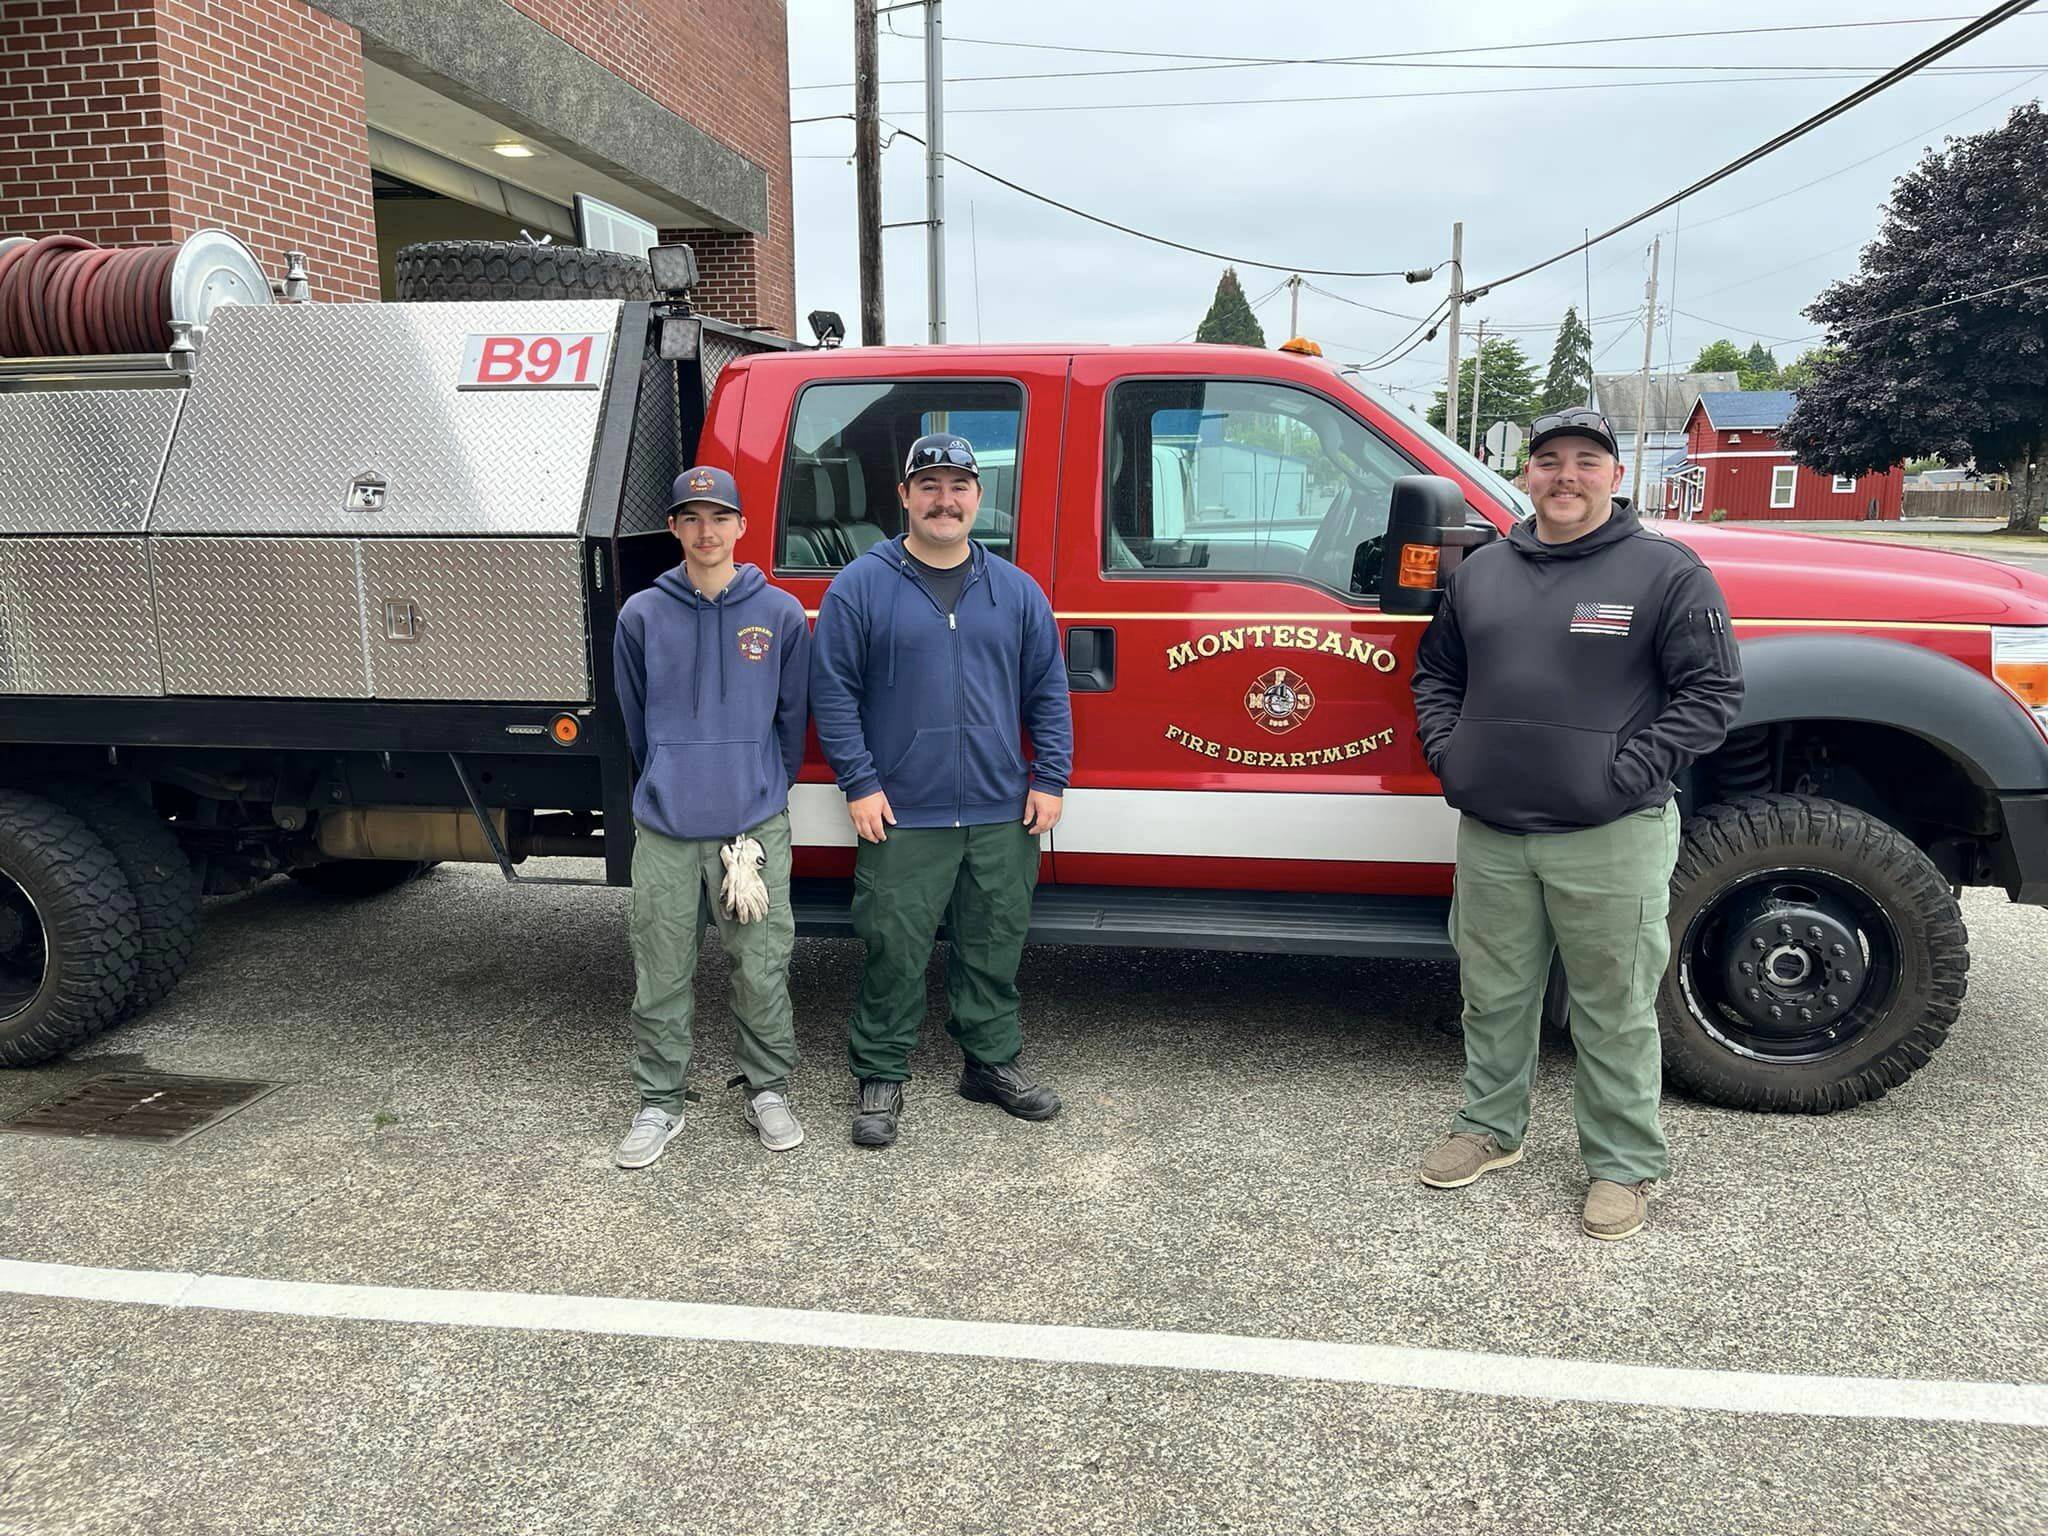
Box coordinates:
[781,2,2047,417]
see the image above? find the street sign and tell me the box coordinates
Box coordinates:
[1483,419,1523,466]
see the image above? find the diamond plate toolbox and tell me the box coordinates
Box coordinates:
[155,538,370,698]
[0,389,182,536]
[362,538,589,701]
[0,537,160,695]
[150,301,623,537]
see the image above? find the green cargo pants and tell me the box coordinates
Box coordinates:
[1448,801,1681,1184]
[628,810,797,1112]
[848,820,1040,1082]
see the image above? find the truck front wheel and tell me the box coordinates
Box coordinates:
[1660,793,1968,1113]
[0,789,142,1067]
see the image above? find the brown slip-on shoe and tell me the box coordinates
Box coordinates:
[1418,1131,1524,1189]
[1583,1179,1654,1241]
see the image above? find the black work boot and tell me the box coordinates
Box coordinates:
[851,1077,904,1147]
[958,1054,1062,1121]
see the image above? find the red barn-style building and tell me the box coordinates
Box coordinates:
[1665,391,1903,521]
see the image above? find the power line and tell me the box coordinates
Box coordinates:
[1681,271,2048,347]
[1464,2,2039,298]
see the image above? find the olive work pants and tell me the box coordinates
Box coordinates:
[1448,801,1680,1184]
[628,810,797,1112]
[848,820,1040,1082]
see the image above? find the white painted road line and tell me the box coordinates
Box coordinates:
[4,1258,2045,1427]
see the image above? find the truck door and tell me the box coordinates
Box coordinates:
[1051,358,1459,894]
[730,355,1066,877]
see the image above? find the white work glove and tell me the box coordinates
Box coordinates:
[720,834,769,924]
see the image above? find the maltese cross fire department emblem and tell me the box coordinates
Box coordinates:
[1245,667,1314,734]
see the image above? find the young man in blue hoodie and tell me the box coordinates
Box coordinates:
[810,433,1074,1147]
[611,465,811,1168]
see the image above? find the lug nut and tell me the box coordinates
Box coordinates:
[1740,961,1755,977]
[1752,936,1767,951]
[1769,1005,1784,1020]
[1837,968,1853,982]
[1778,922,1793,938]
[1830,943,1846,958]
[1746,987,1761,1002]
[1800,1007,1813,1023]
[1826,993,1841,1008]
[1807,924,1823,940]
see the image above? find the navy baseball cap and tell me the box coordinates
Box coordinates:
[667,464,741,516]
[902,432,979,482]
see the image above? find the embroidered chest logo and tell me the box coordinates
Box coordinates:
[736,625,773,662]
[1570,602,1634,638]
[1245,667,1315,734]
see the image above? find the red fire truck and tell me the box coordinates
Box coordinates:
[2,239,2043,1117]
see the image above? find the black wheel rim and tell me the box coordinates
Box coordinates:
[1677,865,1902,1063]
[0,869,49,1023]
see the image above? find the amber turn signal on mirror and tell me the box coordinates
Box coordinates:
[1398,544,1441,590]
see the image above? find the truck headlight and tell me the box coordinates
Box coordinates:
[1992,627,2048,737]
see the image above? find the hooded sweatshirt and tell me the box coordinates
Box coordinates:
[1411,501,1743,835]
[809,535,1072,830]
[612,562,810,841]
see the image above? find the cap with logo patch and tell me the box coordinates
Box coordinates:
[667,464,741,517]
[902,432,980,482]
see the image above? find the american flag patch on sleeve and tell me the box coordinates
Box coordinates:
[1570,602,1634,636]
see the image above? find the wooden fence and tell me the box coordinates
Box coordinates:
[1903,489,2007,519]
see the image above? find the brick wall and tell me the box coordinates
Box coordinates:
[0,0,378,304]
[659,225,764,328]
[507,0,794,334]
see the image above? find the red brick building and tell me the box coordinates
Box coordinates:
[0,0,793,330]
[1666,391,1904,522]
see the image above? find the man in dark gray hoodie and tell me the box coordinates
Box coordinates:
[1411,407,1742,1240]
[611,466,810,1169]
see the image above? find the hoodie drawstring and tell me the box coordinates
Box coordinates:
[886,566,905,688]
[691,598,704,717]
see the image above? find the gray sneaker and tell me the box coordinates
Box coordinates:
[615,1106,683,1169]
[746,1089,805,1152]
[1418,1131,1524,1189]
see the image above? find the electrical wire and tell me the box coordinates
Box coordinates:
[1464,2,2039,298]
[1681,272,2048,345]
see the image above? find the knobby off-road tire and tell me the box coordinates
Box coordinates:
[34,780,199,1021]
[288,860,432,898]
[393,241,660,303]
[0,789,142,1067]
[1660,793,1968,1113]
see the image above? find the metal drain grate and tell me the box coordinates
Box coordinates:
[1,1071,283,1146]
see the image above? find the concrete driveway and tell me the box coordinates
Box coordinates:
[1,863,2044,1535]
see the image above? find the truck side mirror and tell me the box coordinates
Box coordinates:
[1377,475,1497,614]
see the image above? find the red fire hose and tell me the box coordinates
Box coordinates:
[0,235,179,357]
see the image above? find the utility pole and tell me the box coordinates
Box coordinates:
[1630,235,1662,513]
[1443,221,1463,442]
[923,0,946,343]
[1287,273,1302,338]
[853,0,883,345]
[1467,319,1486,454]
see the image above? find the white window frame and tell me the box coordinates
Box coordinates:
[1832,474,1857,493]
[1770,464,1798,509]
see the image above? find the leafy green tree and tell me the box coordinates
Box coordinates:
[1539,306,1594,413]
[1691,339,1745,374]
[1739,341,1780,391]
[1195,268,1266,347]
[1777,348,1831,392]
[1429,336,1541,446]
[1779,103,2048,530]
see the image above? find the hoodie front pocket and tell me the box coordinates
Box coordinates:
[636,738,765,835]
[881,727,957,806]
[1439,717,1626,828]
[960,725,1026,800]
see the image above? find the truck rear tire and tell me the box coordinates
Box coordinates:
[288,860,432,898]
[1659,793,1968,1113]
[0,789,142,1067]
[34,780,200,1020]
[392,240,659,303]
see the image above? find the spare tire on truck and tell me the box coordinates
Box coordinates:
[0,788,142,1067]
[393,240,660,303]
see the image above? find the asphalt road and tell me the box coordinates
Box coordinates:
[2,861,2045,1535]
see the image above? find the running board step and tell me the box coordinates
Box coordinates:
[790,881,1453,961]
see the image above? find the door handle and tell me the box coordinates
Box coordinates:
[1065,626,1115,692]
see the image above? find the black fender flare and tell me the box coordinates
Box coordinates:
[1733,632,2048,792]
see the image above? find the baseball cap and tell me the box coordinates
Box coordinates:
[667,464,741,517]
[902,432,979,482]
[1527,407,1620,460]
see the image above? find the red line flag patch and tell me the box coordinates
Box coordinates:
[1570,602,1634,637]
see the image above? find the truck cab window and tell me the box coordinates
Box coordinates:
[778,380,1024,571]
[1104,379,1410,596]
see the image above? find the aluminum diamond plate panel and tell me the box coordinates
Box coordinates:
[151,301,622,537]
[0,390,182,535]
[361,538,589,702]
[1,537,160,695]
[155,538,369,697]
[0,560,14,692]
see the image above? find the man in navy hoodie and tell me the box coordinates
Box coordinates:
[810,433,1074,1147]
[611,465,810,1169]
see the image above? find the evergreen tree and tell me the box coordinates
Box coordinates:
[1539,306,1594,413]
[1429,336,1541,447]
[1195,268,1266,347]
[1739,340,1780,391]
